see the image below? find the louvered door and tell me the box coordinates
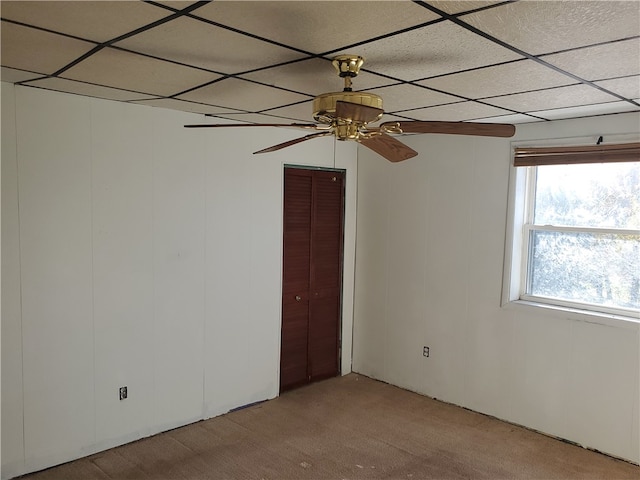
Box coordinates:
[280,167,345,392]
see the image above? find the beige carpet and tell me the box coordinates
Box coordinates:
[21,373,639,479]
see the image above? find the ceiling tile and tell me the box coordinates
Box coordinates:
[1,21,95,75]
[153,2,202,10]
[594,76,640,101]
[2,1,637,123]
[418,59,576,99]
[261,100,317,123]
[461,1,640,56]
[178,78,311,111]
[23,77,158,102]
[428,1,506,15]
[540,38,640,82]
[62,47,220,97]
[208,112,313,125]
[470,113,543,124]
[371,113,421,124]
[1,67,43,83]
[342,20,522,81]
[131,98,239,115]
[485,85,623,113]
[239,57,395,97]
[530,100,640,121]
[115,16,306,74]
[368,83,460,112]
[0,1,170,43]
[398,100,512,121]
[191,1,441,54]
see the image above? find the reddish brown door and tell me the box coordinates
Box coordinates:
[280,167,345,392]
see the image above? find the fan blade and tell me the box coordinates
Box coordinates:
[185,123,322,129]
[359,133,418,163]
[336,101,384,124]
[381,121,515,137]
[254,131,334,154]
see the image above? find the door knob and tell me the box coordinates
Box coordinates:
[295,295,301,301]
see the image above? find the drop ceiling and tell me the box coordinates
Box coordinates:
[1,1,639,125]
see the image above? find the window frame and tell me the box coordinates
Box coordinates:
[502,135,640,323]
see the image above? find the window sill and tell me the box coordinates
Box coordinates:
[503,299,640,329]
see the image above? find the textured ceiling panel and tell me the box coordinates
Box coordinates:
[0,21,95,75]
[1,1,638,124]
[23,77,158,102]
[262,100,318,122]
[540,38,640,82]
[0,1,169,43]
[115,16,306,75]
[1,67,43,84]
[154,2,202,10]
[191,1,441,54]
[342,20,522,81]
[531,99,640,121]
[461,0,640,56]
[469,112,541,124]
[209,112,314,125]
[594,76,640,100]
[398,100,512,122]
[132,98,241,115]
[62,47,219,97]
[240,57,394,96]
[428,1,504,15]
[178,77,311,111]
[486,84,622,112]
[368,83,460,112]
[417,59,576,99]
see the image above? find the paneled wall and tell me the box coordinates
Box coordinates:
[1,79,24,479]
[353,112,640,463]
[1,83,358,479]
[2,81,638,477]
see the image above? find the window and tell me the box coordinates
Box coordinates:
[504,140,640,319]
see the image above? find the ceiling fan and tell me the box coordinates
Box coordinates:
[185,55,516,163]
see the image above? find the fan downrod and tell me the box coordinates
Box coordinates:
[332,54,364,91]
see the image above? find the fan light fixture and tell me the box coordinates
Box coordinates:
[185,55,516,163]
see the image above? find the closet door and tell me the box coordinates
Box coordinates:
[308,171,344,381]
[280,168,344,392]
[280,170,312,391]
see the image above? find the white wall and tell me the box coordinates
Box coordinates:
[3,81,637,476]
[1,80,24,479]
[0,83,357,479]
[353,112,640,463]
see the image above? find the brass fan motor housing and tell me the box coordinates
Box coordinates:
[312,91,384,125]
